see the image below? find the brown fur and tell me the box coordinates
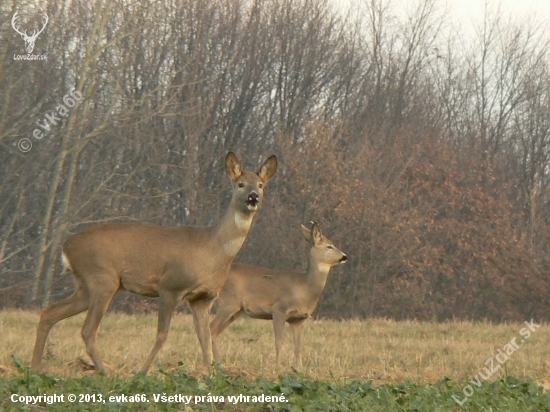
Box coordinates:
[31,152,277,374]
[211,222,347,367]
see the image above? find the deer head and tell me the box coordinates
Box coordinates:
[12,11,49,54]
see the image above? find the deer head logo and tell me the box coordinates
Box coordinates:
[12,11,49,54]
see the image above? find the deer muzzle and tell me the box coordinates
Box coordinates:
[246,192,259,210]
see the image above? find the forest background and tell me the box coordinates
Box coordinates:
[1,0,550,323]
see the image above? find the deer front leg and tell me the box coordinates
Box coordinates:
[139,289,180,374]
[272,310,287,367]
[290,319,305,368]
[190,297,216,366]
[290,319,306,368]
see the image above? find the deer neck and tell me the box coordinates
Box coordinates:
[305,255,332,299]
[212,200,254,258]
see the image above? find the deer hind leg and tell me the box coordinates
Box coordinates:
[139,289,181,374]
[210,307,242,362]
[289,319,306,368]
[190,297,217,366]
[80,275,119,372]
[272,310,287,367]
[31,280,90,371]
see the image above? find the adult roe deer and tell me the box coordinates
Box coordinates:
[210,222,347,367]
[31,152,277,374]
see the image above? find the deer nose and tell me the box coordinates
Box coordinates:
[248,192,259,202]
[340,255,348,262]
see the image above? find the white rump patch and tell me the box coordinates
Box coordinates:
[223,236,246,256]
[61,252,73,272]
[234,212,252,231]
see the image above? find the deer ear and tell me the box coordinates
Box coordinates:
[225,152,242,181]
[301,224,312,243]
[311,222,323,245]
[258,155,277,183]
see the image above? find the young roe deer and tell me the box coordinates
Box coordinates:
[210,222,347,367]
[31,152,277,374]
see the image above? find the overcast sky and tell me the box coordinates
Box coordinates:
[333,0,550,39]
[449,0,550,31]
[450,0,550,22]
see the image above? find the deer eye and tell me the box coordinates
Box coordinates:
[327,245,334,250]
[258,183,264,189]
[238,182,245,188]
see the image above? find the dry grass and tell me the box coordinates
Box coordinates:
[1,309,548,387]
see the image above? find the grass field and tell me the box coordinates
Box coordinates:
[1,309,549,410]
